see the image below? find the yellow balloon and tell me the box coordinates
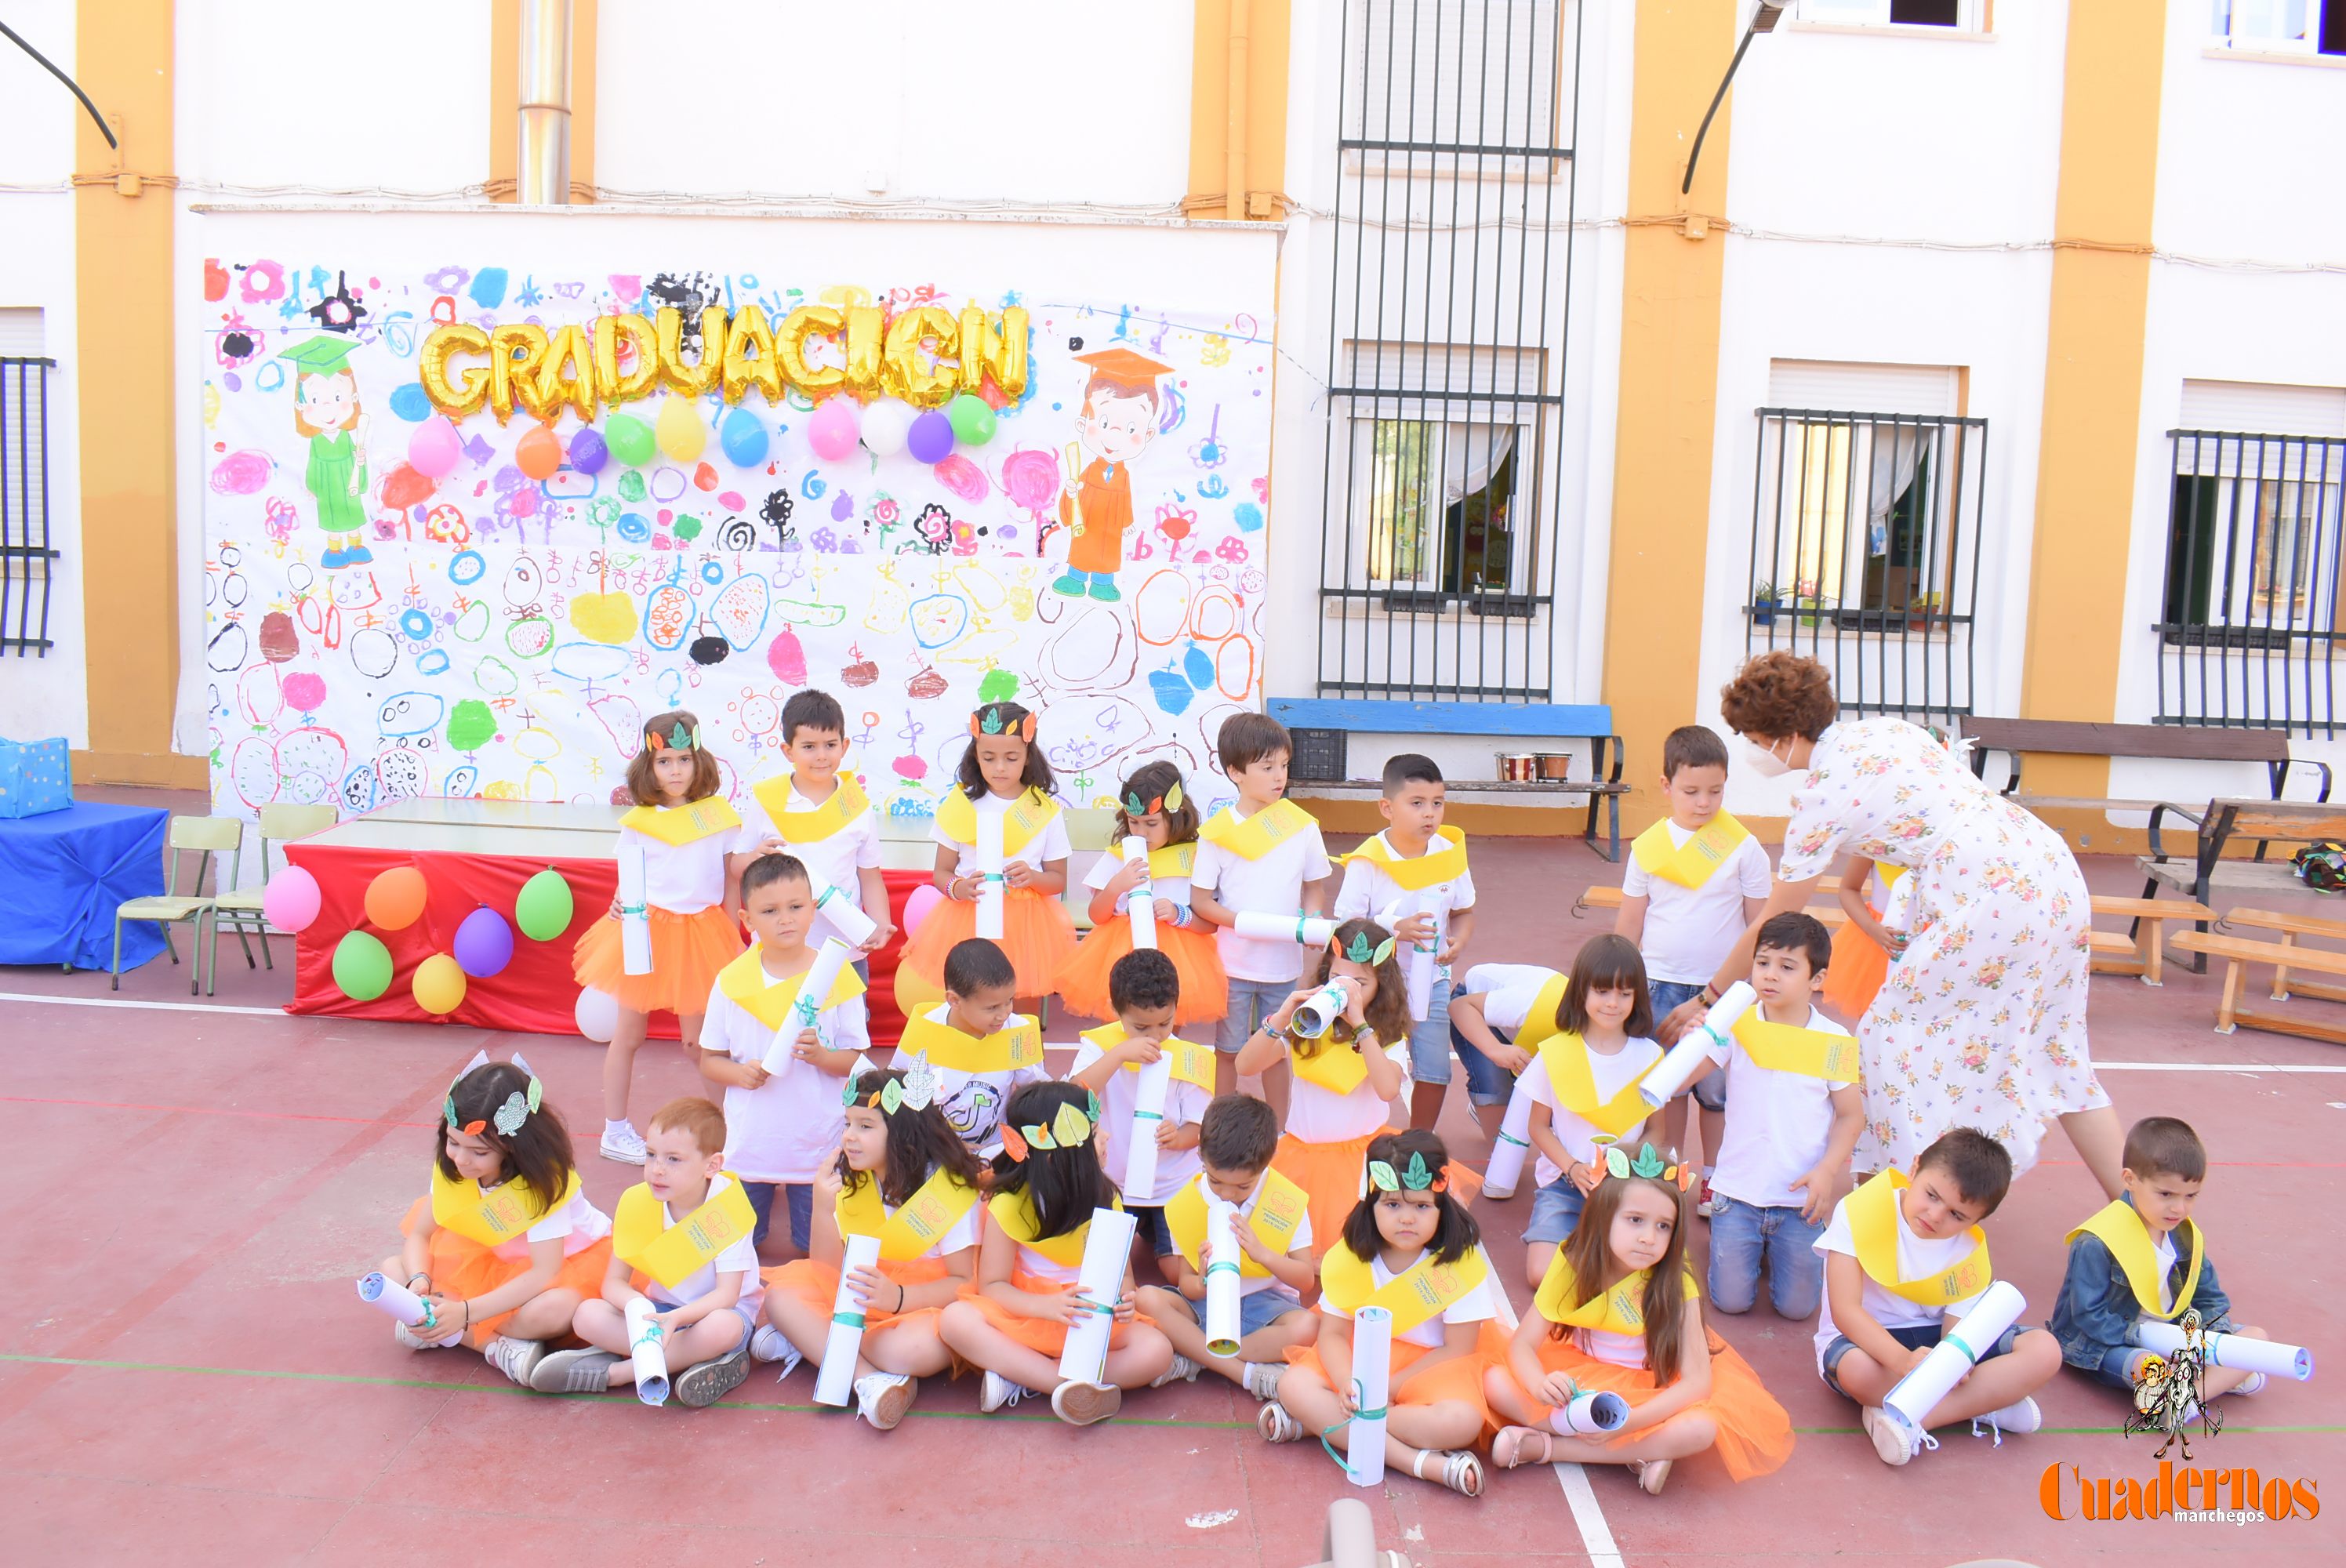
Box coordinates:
[892,958,945,1022]
[776,305,845,399]
[412,952,467,1016]
[532,323,598,423]
[487,322,550,425]
[882,305,959,408]
[959,305,1030,402]
[656,306,728,396]
[420,323,492,418]
[655,395,707,462]
[844,305,884,401]
[722,304,784,405]
[593,313,659,406]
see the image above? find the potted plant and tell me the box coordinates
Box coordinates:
[1906,590,1943,633]
[1752,580,1780,626]
[1795,591,1837,629]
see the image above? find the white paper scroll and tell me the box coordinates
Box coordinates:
[814,1232,885,1406]
[1056,1206,1138,1387]
[1882,1279,2026,1435]
[1378,894,1437,1022]
[1555,1388,1631,1436]
[813,880,878,947]
[1122,1054,1174,1200]
[1120,836,1157,951]
[625,1294,671,1406]
[1346,1304,1393,1488]
[1233,911,1338,948]
[975,809,1006,940]
[2130,1320,2313,1381]
[1292,979,1354,1040]
[356,1272,431,1327]
[763,938,859,1073]
[619,840,654,976]
[1640,981,1759,1109]
[1204,1200,1244,1357]
[1483,1078,1537,1200]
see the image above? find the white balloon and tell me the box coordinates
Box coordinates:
[859,397,913,459]
[574,987,621,1044]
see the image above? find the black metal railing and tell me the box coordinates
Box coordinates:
[1314,0,1580,701]
[1745,408,1988,726]
[1,357,57,656]
[2155,427,2346,736]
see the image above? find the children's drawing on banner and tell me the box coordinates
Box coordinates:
[1052,347,1171,603]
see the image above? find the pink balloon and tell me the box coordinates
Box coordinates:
[901,884,945,938]
[408,416,462,479]
[261,864,322,932]
[808,397,860,463]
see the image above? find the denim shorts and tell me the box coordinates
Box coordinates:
[1445,1022,1521,1107]
[743,1181,814,1251]
[1157,1283,1306,1341]
[1523,1177,1586,1245]
[1647,980,1725,1111]
[1129,1204,1176,1259]
[1406,973,1457,1084]
[1216,976,1296,1055]
[1819,1319,2023,1398]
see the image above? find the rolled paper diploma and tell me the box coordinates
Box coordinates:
[1346,1305,1393,1488]
[814,1232,885,1406]
[1203,1200,1244,1358]
[1881,1279,2026,1434]
[619,840,654,976]
[2130,1320,2313,1381]
[625,1294,671,1406]
[812,880,879,947]
[975,809,1006,941]
[1379,895,1437,1022]
[1291,978,1356,1040]
[1056,1206,1139,1387]
[355,1272,431,1327]
[1121,1054,1174,1200]
[1232,911,1338,947]
[1482,1075,1537,1200]
[1120,836,1157,951]
[1639,980,1760,1109]
[1554,1388,1632,1436]
[764,937,859,1073]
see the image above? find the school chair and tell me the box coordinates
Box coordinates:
[111,815,245,996]
[208,801,337,992]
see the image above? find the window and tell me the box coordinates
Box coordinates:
[0,308,56,657]
[1346,0,1568,171]
[2210,0,2346,53]
[1795,0,1979,28]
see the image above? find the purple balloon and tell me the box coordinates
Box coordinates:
[569,426,610,475]
[453,905,515,978]
[906,409,956,465]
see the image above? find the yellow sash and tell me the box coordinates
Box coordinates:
[618,796,743,846]
[1532,1254,1700,1335]
[1164,1170,1311,1279]
[1845,1170,1994,1306]
[428,1167,579,1248]
[837,1166,983,1263]
[1731,1013,1860,1083]
[1513,971,1571,1049]
[751,771,870,845]
[1147,841,1197,880]
[987,1189,1120,1271]
[1198,798,1316,862]
[612,1177,759,1290]
[1629,813,1751,891]
[1345,826,1469,891]
[1079,1022,1216,1092]
[1536,1034,1658,1137]
[2066,1200,2204,1322]
[1318,1242,1490,1337]
[1289,1029,1375,1095]
[897,1010,1045,1074]
[714,944,869,1031]
[934,786,1060,858]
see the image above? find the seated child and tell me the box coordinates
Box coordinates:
[1069,949,1213,1270]
[1054,760,1227,1025]
[892,937,1048,1158]
[1815,1128,2062,1465]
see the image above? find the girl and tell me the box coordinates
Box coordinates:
[900,701,1077,1005]
[572,711,746,1165]
[1052,759,1228,1025]
[1487,1142,1795,1494]
[755,1065,985,1431]
[1261,1129,1494,1498]
[1825,855,1906,1022]
[383,1055,612,1389]
[937,1080,1175,1425]
[285,341,371,568]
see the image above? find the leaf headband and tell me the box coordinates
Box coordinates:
[999,1091,1104,1163]
[1367,1149,1447,1194]
[968,708,1038,742]
[443,1050,543,1138]
[645,720,702,753]
[1595,1140,1697,1192]
[1338,929,1398,967]
[842,1060,940,1117]
[1122,780,1185,818]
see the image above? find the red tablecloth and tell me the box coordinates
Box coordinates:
[286,843,924,1046]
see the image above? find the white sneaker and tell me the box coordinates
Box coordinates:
[392,1320,459,1351]
[749,1326,803,1381]
[2234,1373,2269,1397]
[600,1122,648,1164]
[1152,1353,1201,1388]
[482,1334,548,1388]
[1861,1405,1938,1466]
[1974,1396,2043,1441]
[980,1370,1036,1412]
[855,1372,917,1430]
[1242,1360,1287,1400]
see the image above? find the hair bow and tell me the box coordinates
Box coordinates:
[968,706,1038,742]
[1595,1140,1696,1192]
[1122,780,1184,818]
[444,1051,543,1138]
[1008,1091,1102,1158]
[647,720,701,753]
[1367,1149,1446,1193]
[1340,929,1397,968]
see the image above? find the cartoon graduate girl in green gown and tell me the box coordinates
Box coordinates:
[278,336,372,568]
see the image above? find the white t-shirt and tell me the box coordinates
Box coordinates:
[1321,1250,1497,1350]
[848,1169,985,1261]
[1218,1171,1316,1299]
[1458,963,1564,1035]
[934,792,1073,877]
[891,1005,1048,1154]
[1284,1036,1411,1145]
[1622,823,1771,984]
[1080,850,1195,913]
[2152,1230,2178,1315]
[1706,1007,1855,1210]
[733,777,884,944]
[701,960,873,1184]
[1523,1036,1664,1189]
[1813,1191,1988,1370]
[622,824,732,916]
[1332,832,1478,1020]
[643,1174,765,1316]
[1191,808,1335,983]
[474,1181,612,1263]
[1070,1038,1211,1207]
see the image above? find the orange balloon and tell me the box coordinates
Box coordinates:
[516,422,564,481]
[365,865,430,931]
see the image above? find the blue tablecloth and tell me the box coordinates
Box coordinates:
[0,801,170,970]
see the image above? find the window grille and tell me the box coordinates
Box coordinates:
[1,358,56,656]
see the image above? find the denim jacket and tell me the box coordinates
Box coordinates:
[2049,1197,2232,1372]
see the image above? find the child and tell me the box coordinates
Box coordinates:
[1815,1127,2063,1465]
[697,853,872,1258]
[2052,1116,2270,1405]
[1825,856,1905,1021]
[1335,753,1477,1131]
[937,1081,1177,1424]
[572,710,746,1165]
[900,700,1077,1004]
[892,937,1048,1158]
[757,1065,987,1429]
[1138,1094,1318,1398]
[1053,759,1228,1025]
[1261,1130,1494,1498]
[1068,949,1215,1265]
[1487,1141,1793,1494]
[1445,960,1569,1141]
[536,1098,762,1407]
[1614,725,1769,1212]
[1695,913,1861,1321]
[733,688,893,964]
[384,1055,612,1388]
[1190,712,1334,1098]
[1519,935,1664,1288]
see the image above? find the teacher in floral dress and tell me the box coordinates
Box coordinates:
[1660,652,2124,1199]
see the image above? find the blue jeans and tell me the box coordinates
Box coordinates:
[1129,1204,1176,1259]
[743,1181,814,1250]
[1821,1320,2025,1399]
[1446,1022,1520,1107]
[1216,975,1296,1055]
[1648,979,1726,1111]
[1406,973,1456,1083]
[1158,1283,1307,1341]
[1524,1178,1585,1245]
[1706,1195,1825,1320]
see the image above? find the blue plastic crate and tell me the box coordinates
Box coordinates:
[0,736,73,819]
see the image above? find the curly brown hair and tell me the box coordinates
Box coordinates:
[1718,651,1838,741]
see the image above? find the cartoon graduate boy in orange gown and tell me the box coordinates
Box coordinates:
[1053,347,1171,603]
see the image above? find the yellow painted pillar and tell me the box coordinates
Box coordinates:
[1186,0,1291,220]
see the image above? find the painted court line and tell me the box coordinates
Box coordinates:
[1552,1461,1626,1568]
[0,992,285,1016]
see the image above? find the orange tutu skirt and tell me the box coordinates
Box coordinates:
[900,888,1077,997]
[401,1198,612,1348]
[957,1269,1134,1358]
[1284,1319,1509,1421]
[1052,919,1229,1025]
[764,1255,954,1341]
[1498,1327,1795,1482]
[1271,1134,1482,1261]
[1824,921,1890,1021]
[572,904,743,1018]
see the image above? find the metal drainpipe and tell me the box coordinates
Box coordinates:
[1226,0,1250,220]
[518,0,572,205]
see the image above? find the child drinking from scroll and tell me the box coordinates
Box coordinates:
[1053,759,1227,1025]
[1067,949,1212,1268]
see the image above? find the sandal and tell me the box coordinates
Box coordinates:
[1634,1457,1672,1496]
[1258,1402,1305,1443]
[1494,1425,1557,1470]
[1411,1447,1485,1498]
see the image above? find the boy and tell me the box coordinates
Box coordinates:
[1814,1127,2061,1465]
[1138,1094,1319,1396]
[1052,346,1171,601]
[1445,960,1569,1149]
[890,936,1047,1157]
[1616,724,1770,1213]
[2051,1116,2270,1404]
[1191,712,1335,1101]
[734,688,893,967]
[1070,949,1214,1270]
[1335,753,1477,1131]
[537,1098,761,1406]
[697,853,871,1260]
[1696,912,1861,1321]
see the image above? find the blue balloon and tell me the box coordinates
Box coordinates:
[388,382,433,422]
[721,408,770,469]
[569,427,609,474]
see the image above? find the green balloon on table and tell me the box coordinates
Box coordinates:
[945,392,997,446]
[333,929,394,1002]
[516,867,575,941]
[605,412,656,468]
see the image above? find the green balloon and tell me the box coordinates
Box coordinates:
[946,392,997,446]
[606,413,656,467]
[516,866,575,941]
[333,929,393,1002]
[448,697,496,753]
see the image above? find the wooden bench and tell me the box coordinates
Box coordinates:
[2216,906,2346,1006]
[1268,699,1629,861]
[2140,799,2346,970]
[1960,716,2331,820]
[2170,929,2346,1043]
